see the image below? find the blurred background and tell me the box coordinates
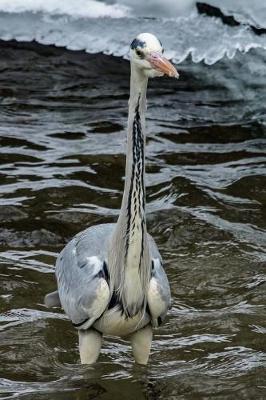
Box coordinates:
[0,1,265,399]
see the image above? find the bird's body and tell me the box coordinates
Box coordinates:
[53,223,168,336]
[45,33,178,364]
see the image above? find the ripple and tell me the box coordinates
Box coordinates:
[0,40,265,399]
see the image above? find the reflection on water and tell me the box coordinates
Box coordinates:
[0,41,265,399]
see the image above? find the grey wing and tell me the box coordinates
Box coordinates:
[147,236,171,327]
[148,233,161,260]
[55,224,114,329]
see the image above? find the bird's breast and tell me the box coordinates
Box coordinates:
[93,307,150,337]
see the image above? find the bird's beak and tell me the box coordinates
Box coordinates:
[147,52,179,78]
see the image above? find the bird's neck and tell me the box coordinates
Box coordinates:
[122,66,148,242]
[108,66,151,314]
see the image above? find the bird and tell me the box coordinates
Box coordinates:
[44,32,179,365]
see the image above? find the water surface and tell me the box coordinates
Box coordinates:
[0,40,265,399]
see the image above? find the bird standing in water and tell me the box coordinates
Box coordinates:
[45,33,178,364]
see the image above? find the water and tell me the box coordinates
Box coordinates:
[0,1,266,398]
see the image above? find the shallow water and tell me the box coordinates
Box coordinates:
[0,41,266,399]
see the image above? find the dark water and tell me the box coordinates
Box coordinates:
[0,41,265,399]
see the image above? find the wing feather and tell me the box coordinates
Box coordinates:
[55,224,113,329]
[147,258,171,327]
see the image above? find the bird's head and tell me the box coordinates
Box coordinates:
[130,32,179,79]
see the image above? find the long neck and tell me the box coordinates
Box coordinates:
[108,65,151,315]
[120,66,148,242]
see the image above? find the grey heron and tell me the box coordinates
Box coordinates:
[45,32,178,364]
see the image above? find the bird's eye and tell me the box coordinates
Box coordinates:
[136,49,142,57]
[162,48,164,54]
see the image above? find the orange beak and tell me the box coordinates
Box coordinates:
[147,52,179,78]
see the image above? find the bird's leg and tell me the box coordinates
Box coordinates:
[78,329,102,364]
[129,324,153,365]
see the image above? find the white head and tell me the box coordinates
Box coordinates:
[130,32,179,79]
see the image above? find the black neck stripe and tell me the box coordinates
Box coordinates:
[125,95,145,263]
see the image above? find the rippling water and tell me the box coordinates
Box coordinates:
[0,40,266,399]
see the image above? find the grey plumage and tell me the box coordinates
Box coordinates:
[44,32,178,364]
[53,223,169,330]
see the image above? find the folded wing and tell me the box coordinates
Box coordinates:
[147,258,171,327]
[55,226,111,330]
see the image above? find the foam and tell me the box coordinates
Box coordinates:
[0,1,265,64]
[207,0,266,29]
[0,0,129,19]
